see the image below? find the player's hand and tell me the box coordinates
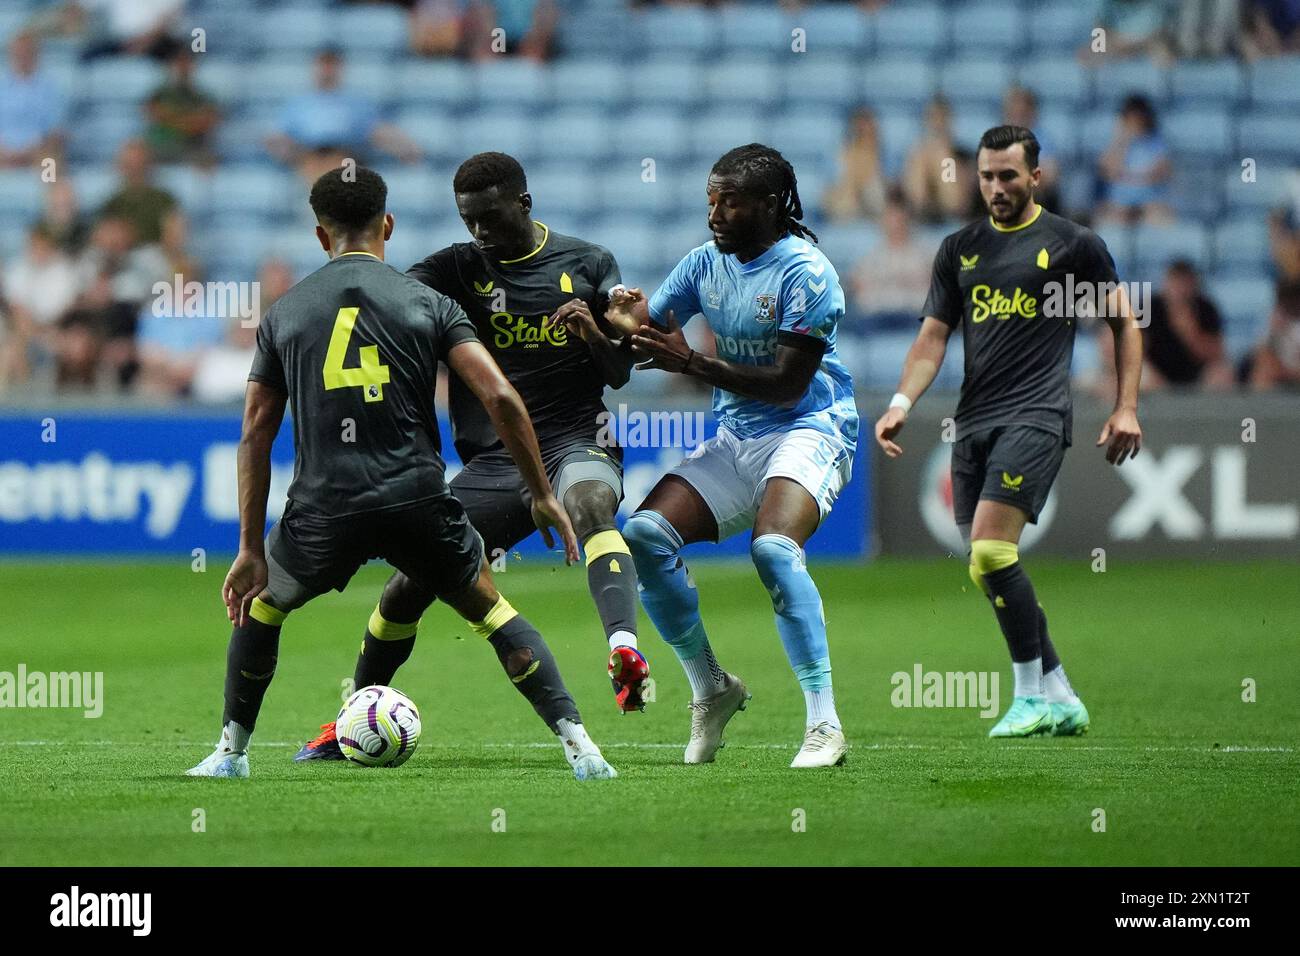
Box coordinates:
[531,494,581,566]
[604,285,645,338]
[1097,406,1142,466]
[630,311,692,372]
[549,297,600,342]
[875,406,908,458]
[222,549,268,627]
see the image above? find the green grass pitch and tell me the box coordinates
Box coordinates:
[1,557,1297,866]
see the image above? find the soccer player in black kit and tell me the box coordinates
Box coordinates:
[186,166,619,780]
[296,152,650,762]
[875,126,1143,738]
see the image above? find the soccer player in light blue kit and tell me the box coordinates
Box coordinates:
[605,145,858,768]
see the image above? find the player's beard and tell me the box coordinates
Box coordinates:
[987,190,1029,225]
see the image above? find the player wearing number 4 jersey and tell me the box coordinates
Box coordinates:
[875,126,1144,738]
[186,166,617,781]
[607,144,858,769]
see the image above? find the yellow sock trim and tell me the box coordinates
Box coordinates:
[970,539,1020,574]
[368,605,420,641]
[469,595,519,639]
[583,529,631,567]
[249,597,287,626]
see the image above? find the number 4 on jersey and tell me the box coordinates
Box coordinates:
[323,306,390,402]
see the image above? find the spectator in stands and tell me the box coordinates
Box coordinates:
[1269,170,1300,281]
[1096,94,1173,225]
[1248,279,1300,389]
[1,223,79,384]
[37,178,91,254]
[903,95,974,223]
[1083,0,1174,62]
[0,32,67,169]
[159,207,201,284]
[1140,260,1234,389]
[1171,0,1243,58]
[191,258,294,404]
[99,139,178,246]
[72,0,184,61]
[143,45,220,166]
[410,0,470,57]
[848,189,934,329]
[134,296,225,398]
[1242,0,1300,58]
[267,47,421,181]
[464,0,558,61]
[1002,85,1060,213]
[822,106,888,222]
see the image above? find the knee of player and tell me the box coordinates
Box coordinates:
[564,483,618,537]
[969,538,1019,575]
[622,510,677,560]
[750,532,805,576]
[380,572,437,623]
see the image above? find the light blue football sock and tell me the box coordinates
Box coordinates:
[751,533,832,687]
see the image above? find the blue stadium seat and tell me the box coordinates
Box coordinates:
[1213,217,1271,270]
[535,108,614,163]
[626,60,706,109]
[555,5,640,58]
[707,56,783,107]
[1035,108,1081,160]
[0,169,44,220]
[871,3,946,54]
[794,4,871,52]
[1090,59,1168,106]
[1162,109,1232,159]
[549,60,629,110]
[1209,276,1275,360]
[815,223,881,275]
[638,6,720,58]
[473,61,551,108]
[456,112,539,164]
[937,59,1014,109]
[598,164,681,218]
[207,165,296,218]
[767,109,846,167]
[688,109,766,163]
[345,58,404,111]
[1132,223,1212,273]
[375,167,443,220]
[952,108,1003,151]
[239,59,315,104]
[256,7,338,54]
[155,165,214,220]
[581,218,658,272]
[1093,224,1134,277]
[84,58,166,104]
[394,109,461,162]
[1223,166,1287,214]
[948,2,1026,55]
[1077,109,1117,160]
[212,117,273,163]
[859,59,936,106]
[718,5,791,55]
[1015,59,1091,109]
[525,165,604,220]
[1237,113,1300,159]
[192,59,245,108]
[780,57,859,107]
[1248,56,1300,108]
[67,113,143,163]
[874,109,922,179]
[1169,161,1225,223]
[609,109,691,162]
[397,60,477,108]
[1169,61,1245,107]
[76,166,121,211]
[1028,0,1101,53]
[334,4,409,56]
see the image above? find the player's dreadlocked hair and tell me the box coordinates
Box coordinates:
[454,151,527,195]
[977,125,1041,170]
[710,143,818,243]
[309,165,387,235]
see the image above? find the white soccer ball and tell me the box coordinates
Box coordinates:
[335,685,422,767]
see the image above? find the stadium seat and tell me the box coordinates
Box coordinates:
[794,4,872,52]
[1028,0,1101,53]
[525,165,604,220]
[706,56,783,107]
[238,59,316,104]
[767,108,846,168]
[457,111,539,164]
[394,109,461,162]
[1209,276,1275,361]
[1212,217,1271,271]
[344,58,405,110]
[815,223,881,274]
[951,108,1003,152]
[554,5,640,58]
[688,109,768,163]
[334,4,409,56]
[192,59,246,108]
[1169,61,1245,107]
[67,112,143,163]
[1015,59,1092,110]
[473,61,551,108]
[609,108,692,162]
[1162,109,1232,160]
[84,58,166,104]
[874,109,923,179]
[207,165,297,218]
[212,117,273,163]
[1076,109,1117,160]
[1169,161,1225,223]
[598,164,682,218]
[871,3,947,55]
[1090,59,1169,107]
[1248,56,1300,108]
[535,108,614,163]
[581,218,658,272]
[780,57,860,107]
[937,59,1015,110]
[155,165,214,220]
[0,169,44,220]
[1093,224,1134,278]
[1237,114,1300,160]
[397,60,477,108]
[717,5,791,55]
[625,60,706,110]
[75,165,124,211]
[374,167,443,218]
[1131,222,1212,274]
[948,2,1027,55]
[638,6,720,57]
[1035,108,1081,161]
[859,58,936,106]
[549,60,629,110]
[1223,166,1287,214]
[256,7,338,53]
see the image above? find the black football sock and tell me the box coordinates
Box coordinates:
[470,595,580,732]
[981,560,1045,699]
[221,602,283,735]
[353,604,419,689]
[584,529,639,646]
[1038,604,1061,673]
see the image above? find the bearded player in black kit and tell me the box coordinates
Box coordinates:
[875,125,1143,738]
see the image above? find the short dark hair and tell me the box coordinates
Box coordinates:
[710,143,817,243]
[454,152,527,195]
[309,165,387,234]
[1120,94,1157,131]
[977,125,1041,170]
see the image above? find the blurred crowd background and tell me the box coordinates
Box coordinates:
[1,0,1299,405]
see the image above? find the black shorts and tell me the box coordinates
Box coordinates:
[263,495,484,612]
[951,424,1066,528]
[451,437,624,554]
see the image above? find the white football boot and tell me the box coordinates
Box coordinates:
[790,721,848,768]
[186,721,251,778]
[684,673,751,764]
[556,719,619,780]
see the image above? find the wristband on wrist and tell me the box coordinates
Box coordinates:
[889,392,913,414]
[682,348,695,373]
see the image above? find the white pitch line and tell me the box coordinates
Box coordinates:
[0,741,1292,753]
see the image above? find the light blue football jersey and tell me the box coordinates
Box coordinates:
[648,233,859,453]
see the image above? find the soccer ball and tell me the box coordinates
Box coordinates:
[335,685,422,767]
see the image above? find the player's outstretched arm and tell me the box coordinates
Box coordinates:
[446,340,580,564]
[631,310,822,407]
[1097,285,1143,466]
[224,380,287,626]
[552,296,635,388]
[875,316,952,459]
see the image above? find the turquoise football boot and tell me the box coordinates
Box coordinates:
[988,695,1055,737]
[1049,698,1091,736]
